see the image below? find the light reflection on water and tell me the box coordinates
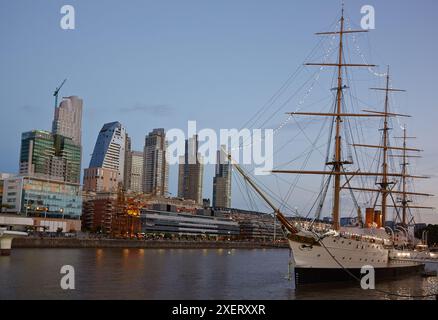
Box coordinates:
[0,248,436,300]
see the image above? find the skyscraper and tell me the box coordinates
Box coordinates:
[143,129,168,196]
[129,151,143,193]
[212,146,232,208]
[178,135,203,204]
[83,167,118,193]
[88,122,127,184]
[123,134,132,190]
[52,96,83,146]
[19,130,81,184]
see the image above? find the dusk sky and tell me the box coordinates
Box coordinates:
[1,0,437,224]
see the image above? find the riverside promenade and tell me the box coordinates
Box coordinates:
[12,237,289,249]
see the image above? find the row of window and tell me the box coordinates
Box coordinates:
[332,238,382,250]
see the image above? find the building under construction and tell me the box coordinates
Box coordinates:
[81,188,203,237]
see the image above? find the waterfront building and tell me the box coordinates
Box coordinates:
[212,146,231,208]
[144,195,201,213]
[19,130,81,184]
[81,192,206,233]
[140,208,239,237]
[123,134,132,191]
[217,208,282,241]
[81,193,117,233]
[32,216,81,233]
[212,208,317,241]
[81,191,141,236]
[88,122,127,184]
[0,175,82,220]
[129,151,143,193]
[143,128,168,196]
[177,135,204,204]
[0,214,81,233]
[52,96,83,146]
[83,167,119,193]
[0,173,15,211]
[238,218,282,240]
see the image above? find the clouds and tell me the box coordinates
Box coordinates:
[119,104,173,117]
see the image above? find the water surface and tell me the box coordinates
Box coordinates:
[0,248,436,300]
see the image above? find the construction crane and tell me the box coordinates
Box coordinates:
[53,79,67,108]
[112,185,143,238]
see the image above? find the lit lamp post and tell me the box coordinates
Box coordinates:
[25,204,31,217]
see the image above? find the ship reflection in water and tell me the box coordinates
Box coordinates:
[0,248,436,300]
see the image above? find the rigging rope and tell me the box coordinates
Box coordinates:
[232,26,338,153]
[345,18,387,78]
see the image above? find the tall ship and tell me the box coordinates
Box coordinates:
[230,5,435,285]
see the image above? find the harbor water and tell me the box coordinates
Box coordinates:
[0,248,437,300]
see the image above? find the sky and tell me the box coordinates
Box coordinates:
[1,0,437,224]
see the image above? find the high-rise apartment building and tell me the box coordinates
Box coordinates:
[52,96,83,146]
[123,134,132,191]
[83,167,118,193]
[143,129,168,196]
[178,135,203,204]
[88,122,127,184]
[212,146,232,208]
[19,130,81,184]
[128,151,143,193]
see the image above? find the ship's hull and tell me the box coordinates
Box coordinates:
[294,264,424,285]
[288,234,424,285]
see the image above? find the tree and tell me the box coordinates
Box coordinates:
[164,233,172,239]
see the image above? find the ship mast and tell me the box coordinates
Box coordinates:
[401,127,409,224]
[392,127,433,225]
[356,72,431,225]
[331,6,346,231]
[369,67,406,224]
[380,68,391,224]
[353,110,434,225]
[270,6,432,232]
[273,7,376,231]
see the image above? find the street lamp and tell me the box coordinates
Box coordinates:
[25,204,31,217]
